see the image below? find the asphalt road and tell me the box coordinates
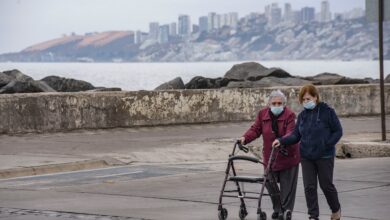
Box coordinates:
[0,158,389,220]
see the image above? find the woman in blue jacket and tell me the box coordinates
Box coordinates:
[273,84,342,220]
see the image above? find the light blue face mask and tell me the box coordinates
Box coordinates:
[270,106,284,116]
[303,100,316,110]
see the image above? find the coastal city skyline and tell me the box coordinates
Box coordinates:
[0,0,365,54]
[139,1,365,45]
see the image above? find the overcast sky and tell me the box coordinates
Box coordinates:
[0,0,365,54]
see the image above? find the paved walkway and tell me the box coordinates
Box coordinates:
[0,116,389,172]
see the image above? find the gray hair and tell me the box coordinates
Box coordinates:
[268,90,287,105]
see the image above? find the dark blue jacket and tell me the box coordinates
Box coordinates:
[279,102,343,160]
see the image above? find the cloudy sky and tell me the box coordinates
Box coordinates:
[0,0,365,54]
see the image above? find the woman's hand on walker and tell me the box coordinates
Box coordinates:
[240,137,245,145]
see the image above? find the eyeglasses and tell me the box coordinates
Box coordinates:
[271,102,283,105]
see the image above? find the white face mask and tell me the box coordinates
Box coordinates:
[303,100,316,110]
[270,106,284,115]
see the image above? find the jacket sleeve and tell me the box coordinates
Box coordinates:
[325,108,343,146]
[280,112,302,146]
[243,111,263,144]
[283,112,296,137]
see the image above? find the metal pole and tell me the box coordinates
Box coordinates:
[378,0,386,141]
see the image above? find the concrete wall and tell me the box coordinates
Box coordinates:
[0,84,389,134]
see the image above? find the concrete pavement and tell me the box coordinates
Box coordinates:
[0,116,389,178]
[0,116,389,219]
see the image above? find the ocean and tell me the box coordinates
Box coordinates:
[0,60,389,91]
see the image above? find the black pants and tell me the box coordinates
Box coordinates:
[265,164,299,213]
[301,158,340,218]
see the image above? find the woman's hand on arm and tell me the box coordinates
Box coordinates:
[272,139,281,148]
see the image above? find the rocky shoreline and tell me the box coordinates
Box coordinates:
[0,69,121,94]
[1,62,389,94]
[155,62,390,90]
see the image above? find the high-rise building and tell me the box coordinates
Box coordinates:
[220,14,229,28]
[158,25,170,44]
[265,5,271,20]
[208,12,217,31]
[215,14,221,29]
[170,22,177,36]
[228,12,239,28]
[320,0,332,22]
[265,3,282,26]
[301,7,315,23]
[178,15,191,36]
[270,3,282,26]
[199,16,208,33]
[135,30,144,44]
[192,24,199,34]
[149,22,159,40]
[284,3,293,22]
[293,11,301,23]
[344,8,365,20]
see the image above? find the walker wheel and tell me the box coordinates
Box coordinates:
[239,207,248,220]
[257,211,267,220]
[283,210,292,220]
[218,208,228,220]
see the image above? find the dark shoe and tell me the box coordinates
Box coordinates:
[272,211,279,219]
[331,208,341,220]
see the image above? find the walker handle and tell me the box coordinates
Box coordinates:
[235,140,249,153]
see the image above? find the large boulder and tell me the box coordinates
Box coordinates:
[364,77,380,84]
[155,77,185,90]
[0,72,13,87]
[227,76,313,88]
[305,72,369,85]
[224,62,291,81]
[41,76,95,92]
[0,69,56,94]
[0,80,56,94]
[224,62,268,81]
[2,69,33,82]
[246,68,291,81]
[185,76,231,89]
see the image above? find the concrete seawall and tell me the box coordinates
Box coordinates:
[0,84,389,134]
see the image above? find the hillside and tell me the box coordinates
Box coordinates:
[1,16,389,62]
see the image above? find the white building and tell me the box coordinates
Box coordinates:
[135,30,142,44]
[170,22,177,36]
[265,3,282,26]
[284,3,293,22]
[228,12,239,28]
[178,15,191,36]
[270,3,282,26]
[320,0,332,22]
[149,22,159,40]
[158,25,170,44]
[199,16,208,33]
[208,12,217,31]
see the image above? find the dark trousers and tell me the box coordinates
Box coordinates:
[301,158,340,218]
[266,164,299,213]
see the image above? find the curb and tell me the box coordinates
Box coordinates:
[0,159,112,179]
[249,142,390,159]
[337,141,390,158]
